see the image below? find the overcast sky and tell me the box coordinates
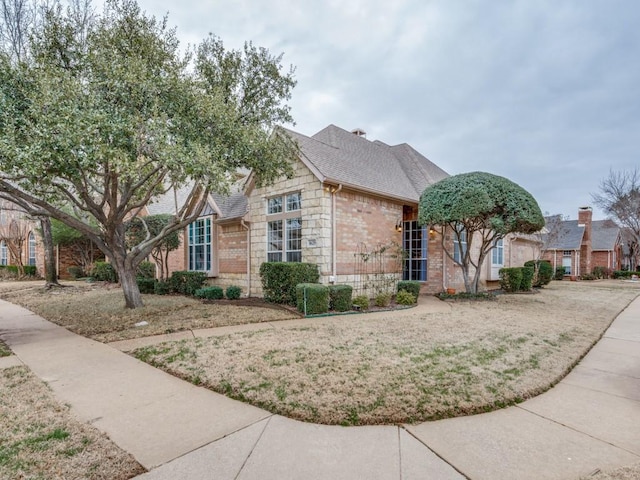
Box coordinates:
[132,0,639,220]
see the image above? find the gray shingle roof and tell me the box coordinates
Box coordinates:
[544,220,585,250]
[211,192,248,220]
[592,220,620,251]
[146,185,247,221]
[283,125,448,202]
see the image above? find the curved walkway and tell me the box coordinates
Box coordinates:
[0,296,638,479]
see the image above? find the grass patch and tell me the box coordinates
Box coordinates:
[0,339,11,357]
[131,281,639,425]
[0,365,144,479]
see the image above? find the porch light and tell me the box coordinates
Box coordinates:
[395,219,403,232]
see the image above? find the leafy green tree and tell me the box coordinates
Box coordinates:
[126,214,180,281]
[0,0,297,307]
[419,171,545,293]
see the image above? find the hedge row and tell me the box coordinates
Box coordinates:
[499,266,535,292]
[523,260,553,287]
[260,262,319,305]
[0,265,37,276]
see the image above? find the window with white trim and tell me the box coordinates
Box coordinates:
[267,192,302,262]
[562,250,572,275]
[492,238,504,265]
[403,221,427,281]
[28,232,36,266]
[188,217,212,272]
[453,228,467,263]
[0,241,7,266]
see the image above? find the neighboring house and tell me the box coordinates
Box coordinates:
[542,207,622,276]
[0,199,44,275]
[620,228,639,271]
[151,124,538,296]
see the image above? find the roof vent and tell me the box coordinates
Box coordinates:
[351,128,366,138]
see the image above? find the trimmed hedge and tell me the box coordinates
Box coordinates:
[91,262,117,282]
[260,262,320,305]
[499,267,523,292]
[296,283,329,315]
[137,277,157,294]
[225,285,242,300]
[554,266,566,280]
[397,280,420,298]
[137,261,156,279]
[520,267,535,291]
[169,271,207,295]
[612,270,636,279]
[329,284,353,312]
[154,280,170,295]
[3,265,38,276]
[524,260,553,287]
[195,286,224,300]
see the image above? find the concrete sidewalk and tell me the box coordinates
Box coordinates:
[0,296,639,479]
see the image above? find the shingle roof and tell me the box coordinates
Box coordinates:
[283,125,448,202]
[544,220,585,250]
[592,220,620,251]
[146,185,247,221]
[211,192,248,220]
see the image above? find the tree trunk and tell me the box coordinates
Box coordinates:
[40,217,60,286]
[110,249,144,309]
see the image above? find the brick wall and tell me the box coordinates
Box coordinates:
[218,223,248,274]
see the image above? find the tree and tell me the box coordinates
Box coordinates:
[51,217,101,275]
[126,214,180,281]
[0,0,297,308]
[418,171,545,293]
[593,169,640,267]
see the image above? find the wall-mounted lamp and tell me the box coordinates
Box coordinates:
[429,227,438,239]
[395,219,403,232]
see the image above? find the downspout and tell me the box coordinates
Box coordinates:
[331,184,343,279]
[442,226,446,291]
[241,218,250,297]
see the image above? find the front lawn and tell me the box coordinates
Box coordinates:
[131,281,639,425]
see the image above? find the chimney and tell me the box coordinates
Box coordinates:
[351,128,366,138]
[578,206,592,275]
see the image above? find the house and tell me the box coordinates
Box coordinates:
[542,207,622,276]
[0,199,44,275]
[149,125,539,296]
[620,228,639,271]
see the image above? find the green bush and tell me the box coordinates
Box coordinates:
[328,284,353,312]
[23,265,37,276]
[91,262,117,282]
[6,265,18,275]
[137,261,156,279]
[613,270,636,279]
[395,290,416,305]
[582,273,596,280]
[225,285,242,300]
[397,280,421,298]
[499,267,523,292]
[554,266,566,280]
[195,286,224,300]
[352,295,370,311]
[154,280,170,295]
[260,262,320,305]
[169,271,207,295]
[592,266,610,279]
[524,260,552,287]
[520,267,535,291]
[67,266,85,279]
[137,277,157,294]
[375,292,392,307]
[296,283,329,315]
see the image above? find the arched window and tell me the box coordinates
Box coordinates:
[28,232,36,266]
[0,241,7,266]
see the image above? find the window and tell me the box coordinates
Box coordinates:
[453,228,467,263]
[403,221,427,281]
[0,241,6,266]
[188,217,212,272]
[267,192,302,262]
[562,250,572,275]
[492,238,504,265]
[28,232,36,266]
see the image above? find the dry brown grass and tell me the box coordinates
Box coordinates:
[582,464,640,480]
[132,281,639,426]
[0,281,298,342]
[0,365,144,480]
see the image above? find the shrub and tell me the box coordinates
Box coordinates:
[396,290,416,305]
[225,285,242,300]
[582,273,596,280]
[375,292,392,307]
[592,266,610,279]
[296,283,329,315]
[137,261,156,279]
[260,262,320,305]
[67,266,85,279]
[329,284,353,312]
[554,266,566,280]
[520,267,535,291]
[195,286,224,300]
[23,265,37,276]
[91,262,117,282]
[352,295,370,310]
[154,280,170,295]
[524,260,553,287]
[137,277,157,294]
[499,267,523,292]
[169,271,207,295]
[397,280,420,298]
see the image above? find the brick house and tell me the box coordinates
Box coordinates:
[0,199,45,275]
[148,125,540,296]
[542,207,622,276]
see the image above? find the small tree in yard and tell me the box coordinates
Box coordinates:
[419,172,545,293]
[126,214,180,281]
[0,0,297,308]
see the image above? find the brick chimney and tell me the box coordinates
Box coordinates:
[578,206,592,275]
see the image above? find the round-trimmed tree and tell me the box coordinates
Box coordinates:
[419,171,544,293]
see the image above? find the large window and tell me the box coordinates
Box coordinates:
[0,241,7,266]
[267,192,302,262]
[28,232,36,266]
[188,217,212,272]
[562,250,572,275]
[492,238,504,266]
[403,221,427,281]
[453,228,467,263]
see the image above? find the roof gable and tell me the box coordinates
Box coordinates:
[591,220,620,251]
